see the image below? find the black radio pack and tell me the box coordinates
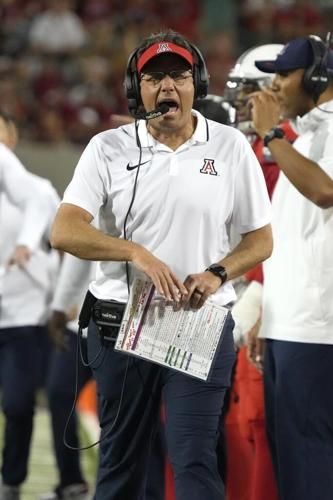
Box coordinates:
[78,290,126,343]
[92,299,126,343]
[93,299,125,327]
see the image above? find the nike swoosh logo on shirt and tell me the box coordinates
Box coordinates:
[126,160,150,171]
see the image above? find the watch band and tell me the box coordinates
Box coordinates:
[205,264,228,285]
[263,127,285,147]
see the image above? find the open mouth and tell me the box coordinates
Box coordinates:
[159,99,179,114]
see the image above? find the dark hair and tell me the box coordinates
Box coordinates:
[136,29,193,60]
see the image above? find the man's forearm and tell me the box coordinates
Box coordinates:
[51,205,139,262]
[218,224,272,282]
[250,88,333,208]
[51,204,189,301]
[266,138,333,208]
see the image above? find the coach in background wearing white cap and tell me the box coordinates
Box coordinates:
[248,35,333,500]
[51,29,272,500]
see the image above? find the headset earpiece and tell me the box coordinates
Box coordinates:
[124,41,210,115]
[302,34,330,101]
[124,48,142,116]
[189,42,209,99]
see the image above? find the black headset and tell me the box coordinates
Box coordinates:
[302,33,332,101]
[124,41,209,116]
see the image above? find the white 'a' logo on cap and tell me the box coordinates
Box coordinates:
[157,43,171,53]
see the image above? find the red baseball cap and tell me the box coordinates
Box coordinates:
[137,42,193,73]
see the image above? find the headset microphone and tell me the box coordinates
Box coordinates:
[135,103,170,120]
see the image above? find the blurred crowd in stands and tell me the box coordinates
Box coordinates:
[0,0,332,144]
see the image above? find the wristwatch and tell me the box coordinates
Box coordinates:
[205,264,228,285]
[263,127,285,147]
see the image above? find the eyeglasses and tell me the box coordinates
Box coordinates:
[140,70,193,86]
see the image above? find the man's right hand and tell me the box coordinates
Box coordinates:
[7,245,31,268]
[48,310,69,352]
[132,246,188,302]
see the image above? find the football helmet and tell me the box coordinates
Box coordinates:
[225,44,283,132]
[193,94,235,125]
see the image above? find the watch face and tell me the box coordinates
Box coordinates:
[211,266,224,273]
[208,265,227,283]
[264,127,285,146]
[210,265,225,273]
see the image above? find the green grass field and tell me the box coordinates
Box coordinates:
[0,405,98,499]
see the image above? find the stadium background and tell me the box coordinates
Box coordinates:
[1,0,333,193]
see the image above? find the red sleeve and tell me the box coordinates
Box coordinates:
[245,263,264,284]
[251,120,297,200]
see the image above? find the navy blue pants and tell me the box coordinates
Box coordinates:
[0,326,42,486]
[88,315,236,500]
[46,330,92,488]
[264,339,333,500]
[47,329,176,498]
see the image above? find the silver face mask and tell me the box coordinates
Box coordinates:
[224,78,270,134]
[225,43,284,135]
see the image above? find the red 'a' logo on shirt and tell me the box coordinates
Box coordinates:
[200,158,217,175]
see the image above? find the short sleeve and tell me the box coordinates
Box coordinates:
[231,134,272,234]
[62,136,107,218]
[314,122,333,179]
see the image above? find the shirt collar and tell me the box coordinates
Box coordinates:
[294,98,333,135]
[189,109,209,144]
[136,109,209,149]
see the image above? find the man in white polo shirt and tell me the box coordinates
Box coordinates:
[248,36,333,500]
[0,112,59,500]
[0,114,51,271]
[51,30,272,500]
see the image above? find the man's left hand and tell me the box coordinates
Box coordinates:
[180,271,222,309]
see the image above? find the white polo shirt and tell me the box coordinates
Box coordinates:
[62,110,271,305]
[0,143,51,251]
[0,173,60,328]
[260,99,333,344]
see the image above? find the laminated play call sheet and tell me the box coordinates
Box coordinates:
[115,279,229,381]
